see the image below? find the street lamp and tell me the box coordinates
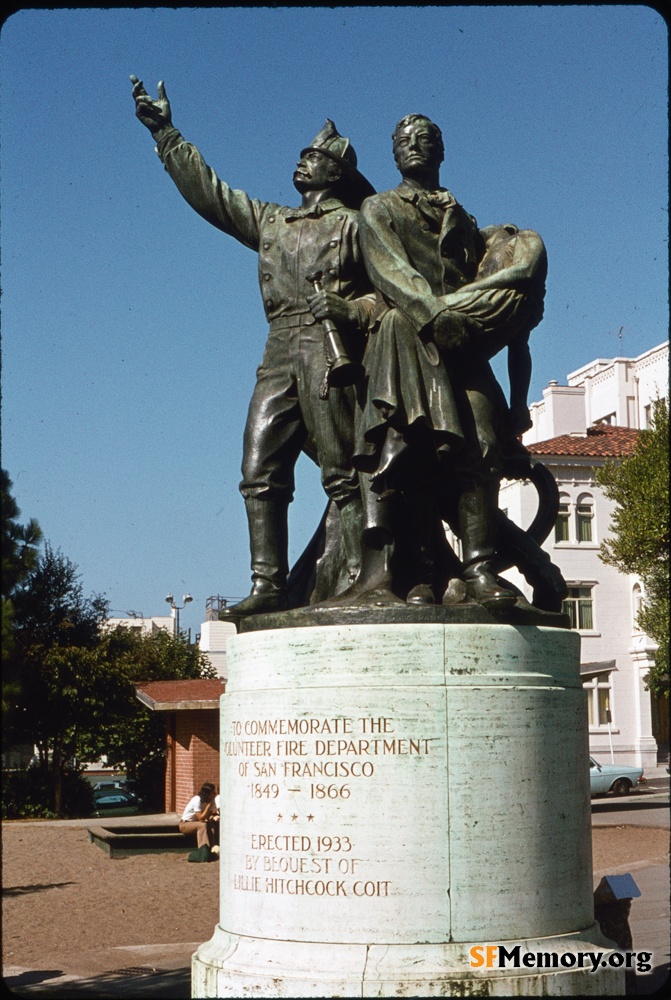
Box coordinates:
[165,592,193,636]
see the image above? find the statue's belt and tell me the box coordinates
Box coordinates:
[269,313,318,332]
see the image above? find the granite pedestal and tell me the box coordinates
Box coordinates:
[192,616,624,996]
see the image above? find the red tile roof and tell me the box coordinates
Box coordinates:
[527,424,640,458]
[135,678,225,711]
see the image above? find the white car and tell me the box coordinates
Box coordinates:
[590,756,645,796]
[92,790,141,817]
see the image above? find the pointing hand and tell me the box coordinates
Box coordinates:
[130,75,172,134]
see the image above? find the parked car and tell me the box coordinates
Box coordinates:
[93,781,143,802]
[589,756,645,796]
[93,780,129,796]
[92,790,142,817]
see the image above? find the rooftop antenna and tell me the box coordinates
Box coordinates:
[608,326,624,355]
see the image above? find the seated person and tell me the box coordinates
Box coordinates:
[179,782,219,852]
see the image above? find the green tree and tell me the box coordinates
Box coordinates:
[596,400,669,696]
[90,626,215,810]
[1,469,43,686]
[7,545,110,814]
[4,521,216,816]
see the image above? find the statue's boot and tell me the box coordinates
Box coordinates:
[337,494,364,588]
[220,497,289,618]
[402,485,447,605]
[319,486,401,607]
[326,533,400,606]
[457,483,518,608]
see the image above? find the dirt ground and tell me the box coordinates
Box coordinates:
[2,822,669,978]
[2,824,218,978]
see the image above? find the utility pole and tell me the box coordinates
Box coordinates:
[165,592,193,636]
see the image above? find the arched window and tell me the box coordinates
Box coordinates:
[632,583,643,631]
[576,493,595,543]
[555,493,570,543]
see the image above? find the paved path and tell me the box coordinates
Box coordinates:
[627,863,671,996]
[3,961,193,997]
[591,790,670,828]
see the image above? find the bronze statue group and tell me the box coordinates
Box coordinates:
[131,78,567,619]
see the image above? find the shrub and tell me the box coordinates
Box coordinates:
[1,762,94,819]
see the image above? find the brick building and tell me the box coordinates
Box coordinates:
[134,678,225,814]
[133,598,235,814]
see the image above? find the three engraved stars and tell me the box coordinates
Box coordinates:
[277,813,315,822]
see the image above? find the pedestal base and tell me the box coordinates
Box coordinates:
[193,622,624,997]
[193,925,623,996]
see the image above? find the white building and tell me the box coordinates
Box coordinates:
[196,596,237,680]
[105,600,236,679]
[106,604,236,680]
[104,614,174,635]
[524,341,668,442]
[499,341,668,770]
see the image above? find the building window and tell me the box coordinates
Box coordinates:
[555,502,570,542]
[583,673,612,726]
[632,583,643,631]
[644,398,667,429]
[576,495,594,542]
[563,586,594,630]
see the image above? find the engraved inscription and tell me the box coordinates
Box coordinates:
[224,714,437,902]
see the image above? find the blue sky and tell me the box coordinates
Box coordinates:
[1,5,667,638]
